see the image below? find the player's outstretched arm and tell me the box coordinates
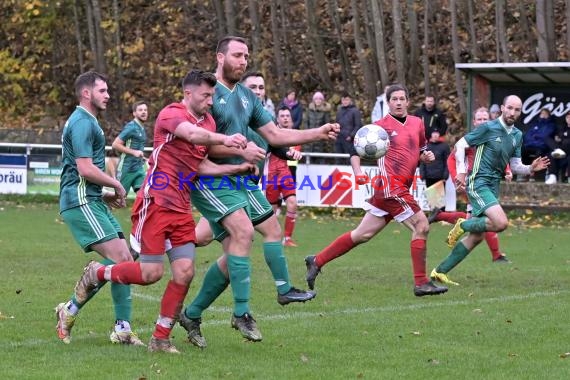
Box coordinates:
[208,141,266,163]
[257,121,340,147]
[350,154,369,185]
[174,121,247,148]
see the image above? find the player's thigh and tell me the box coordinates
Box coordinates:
[61,201,122,253]
[247,188,274,226]
[131,198,172,256]
[368,192,420,223]
[467,186,499,217]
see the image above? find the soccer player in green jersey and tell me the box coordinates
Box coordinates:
[112,101,148,195]
[185,36,339,342]
[56,71,144,346]
[430,95,549,286]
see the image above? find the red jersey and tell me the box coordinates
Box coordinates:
[140,102,215,213]
[267,151,289,173]
[374,114,426,198]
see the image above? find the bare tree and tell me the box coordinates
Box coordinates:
[406,0,419,80]
[567,0,570,59]
[495,0,509,62]
[73,0,84,71]
[391,0,405,85]
[112,0,125,115]
[247,0,260,67]
[327,0,353,93]
[277,0,292,90]
[362,0,381,92]
[466,0,480,61]
[225,1,236,35]
[450,0,466,115]
[84,0,96,69]
[350,0,376,102]
[370,0,389,88]
[212,0,226,38]
[90,0,106,73]
[270,0,286,95]
[422,0,431,95]
[304,0,333,90]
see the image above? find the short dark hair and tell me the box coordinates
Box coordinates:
[217,36,247,54]
[341,91,351,98]
[132,101,147,113]
[74,71,107,99]
[277,105,291,114]
[386,84,408,101]
[241,71,264,83]
[182,69,217,90]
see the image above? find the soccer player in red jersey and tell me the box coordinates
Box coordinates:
[430,107,511,268]
[71,70,254,353]
[305,84,448,297]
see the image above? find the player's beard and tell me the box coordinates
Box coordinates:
[222,61,244,86]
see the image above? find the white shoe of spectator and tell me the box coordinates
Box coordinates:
[551,148,567,159]
[545,174,557,185]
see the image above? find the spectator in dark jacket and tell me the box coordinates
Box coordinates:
[278,89,303,130]
[335,92,362,158]
[305,91,332,160]
[420,130,450,187]
[522,108,557,160]
[548,111,570,183]
[415,95,448,139]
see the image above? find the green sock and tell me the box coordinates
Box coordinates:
[227,254,251,317]
[185,262,229,319]
[461,217,488,233]
[99,258,132,322]
[436,242,471,273]
[263,241,292,295]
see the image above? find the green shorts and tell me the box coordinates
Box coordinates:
[467,182,500,217]
[118,168,146,194]
[191,177,273,241]
[61,200,122,252]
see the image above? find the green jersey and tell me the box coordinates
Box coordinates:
[116,119,146,174]
[465,119,523,188]
[211,82,273,165]
[59,106,106,212]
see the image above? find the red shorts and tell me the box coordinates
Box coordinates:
[265,167,296,204]
[366,192,420,223]
[131,196,196,255]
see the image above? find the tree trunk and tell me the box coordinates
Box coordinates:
[247,0,260,67]
[224,0,236,36]
[363,0,381,93]
[270,0,286,96]
[422,0,431,95]
[212,0,226,38]
[450,0,466,115]
[304,0,333,90]
[391,0,405,85]
[466,0,480,61]
[567,0,570,59]
[370,0,389,88]
[327,0,353,93]
[545,0,556,61]
[495,0,509,62]
[277,0,292,90]
[90,0,106,73]
[350,0,376,102]
[84,0,96,69]
[73,0,84,71]
[112,0,125,116]
[406,0,419,81]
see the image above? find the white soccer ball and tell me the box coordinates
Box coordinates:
[353,124,390,159]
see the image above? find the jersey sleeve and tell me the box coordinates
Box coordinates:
[249,93,274,130]
[158,113,187,135]
[447,148,457,179]
[118,122,134,141]
[71,119,96,158]
[513,131,523,158]
[418,119,428,151]
[464,122,492,146]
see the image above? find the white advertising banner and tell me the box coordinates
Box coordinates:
[0,154,27,194]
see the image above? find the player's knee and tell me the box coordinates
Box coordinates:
[493,217,509,232]
[142,266,164,284]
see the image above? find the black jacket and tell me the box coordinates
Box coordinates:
[336,104,362,139]
[415,104,448,138]
[420,140,450,181]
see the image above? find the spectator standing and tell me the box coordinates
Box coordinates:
[306,91,332,160]
[549,111,570,183]
[371,85,390,123]
[489,104,501,120]
[420,130,450,188]
[415,95,448,139]
[335,92,362,160]
[279,89,303,130]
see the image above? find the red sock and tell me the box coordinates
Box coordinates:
[97,262,145,285]
[315,232,357,267]
[410,239,428,286]
[153,280,189,340]
[436,211,468,224]
[485,232,502,260]
[284,213,296,239]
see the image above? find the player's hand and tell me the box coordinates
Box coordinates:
[505,171,513,182]
[224,133,248,149]
[239,162,259,177]
[112,181,127,200]
[134,150,145,158]
[420,150,435,163]
[286,148,302,161]
[454,173,466,191]
[103,190,126,209]
[241,141,266,163]
[319,123,340,140]
[355,174,369,185]
[531,156,550,172]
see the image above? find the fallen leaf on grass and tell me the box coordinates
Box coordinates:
[411,331,421,336]
[508,353,518,357]
[427,359,440,365]
[559,352,570,358]
[300,354,309,363]
[472,308,483,313]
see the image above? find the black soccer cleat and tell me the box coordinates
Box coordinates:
[277,287,316,306]
[413,281,448,297]
[305,255,321,290]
